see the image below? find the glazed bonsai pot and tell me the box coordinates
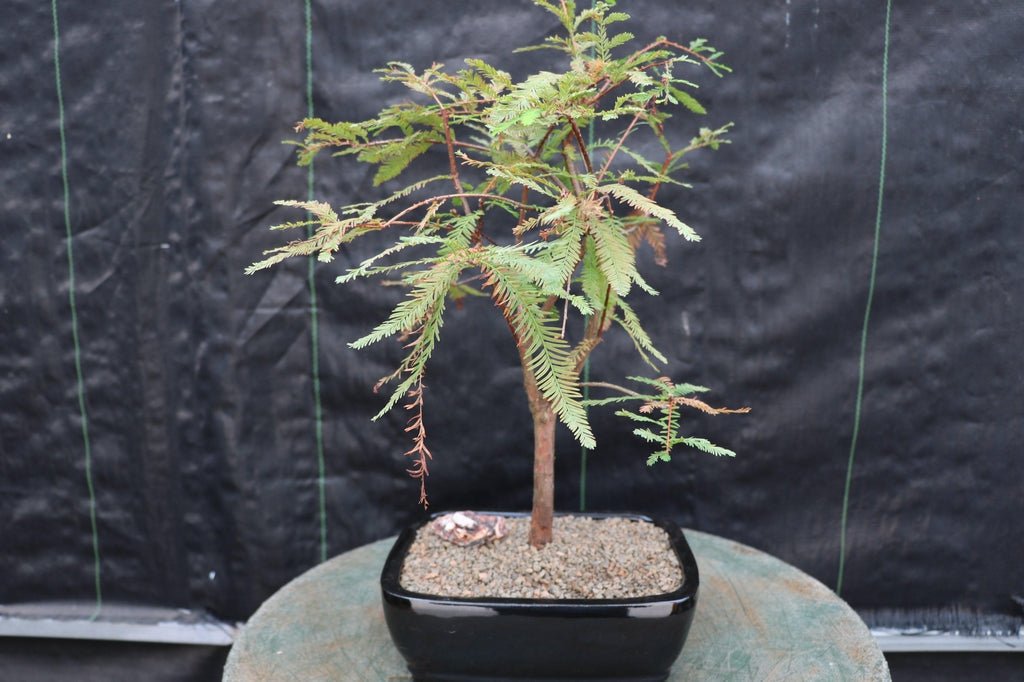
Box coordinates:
[380,512,699,682]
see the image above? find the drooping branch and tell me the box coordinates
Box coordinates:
[403,380,433,508]
[660,398,676,462]
[305,134,491,155]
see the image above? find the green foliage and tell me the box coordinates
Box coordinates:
[597,184,699,241]
[584,377,749,465]
[248,1,743,481]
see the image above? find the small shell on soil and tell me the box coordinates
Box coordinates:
[429,511,507,546]
[400,515,683,600]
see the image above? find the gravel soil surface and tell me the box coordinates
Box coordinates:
[400,515,683,600]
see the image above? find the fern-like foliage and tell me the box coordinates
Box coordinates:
[478,248,595,448]
[585,377,749,466]
[247,1,741,503]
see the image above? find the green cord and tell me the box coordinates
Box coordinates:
[579,0,597,514]
[52,0,102,618]
[837,0,893,597]
[580,356,590,512]
[305,0,327,564]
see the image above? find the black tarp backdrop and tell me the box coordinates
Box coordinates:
[2,0,1022,636]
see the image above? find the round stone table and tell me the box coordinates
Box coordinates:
[224,530,890,681]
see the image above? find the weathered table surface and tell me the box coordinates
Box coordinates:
[223,529,890,681]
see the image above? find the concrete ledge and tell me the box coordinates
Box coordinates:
[0,605,237,646]
[872,631,1024,653]
[4,604,1022,654]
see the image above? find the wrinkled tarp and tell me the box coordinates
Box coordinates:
[1,0,1021,631]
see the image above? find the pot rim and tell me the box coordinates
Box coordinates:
[380,510,699,611]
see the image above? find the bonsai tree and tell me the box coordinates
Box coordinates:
[248,0,746,548]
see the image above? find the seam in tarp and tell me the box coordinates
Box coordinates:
[837,0,894,597]
[51,0,103,617]
[305,0,328,564]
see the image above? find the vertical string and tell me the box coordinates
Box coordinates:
[837,0,893,596]
[579,0,597,513]
[304,0,327,564]
[580,357,589,512]
[52,0,102,617]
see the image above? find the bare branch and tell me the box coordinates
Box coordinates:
[403,381,433,508]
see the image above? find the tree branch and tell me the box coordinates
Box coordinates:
[572,285,612,373]
[385,193,530,226]
[403,380,432,508]
[561,136,583,196]
[596,109,645,183]
[439,108,473,218]
[580,381,642,397]
[567,117,594,175]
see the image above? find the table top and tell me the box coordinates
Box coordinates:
[224,528,890,681]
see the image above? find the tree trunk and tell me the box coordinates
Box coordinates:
[528,397,556,548]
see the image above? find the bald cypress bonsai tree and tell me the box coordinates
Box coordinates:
[248,0,745,548]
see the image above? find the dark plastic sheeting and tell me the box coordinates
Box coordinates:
[1,0,1022,634]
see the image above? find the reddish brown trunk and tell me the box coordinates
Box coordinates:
[502,293,564,549]
[528,398,556,548]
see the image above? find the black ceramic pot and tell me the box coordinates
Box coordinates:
[380,512,699,682]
